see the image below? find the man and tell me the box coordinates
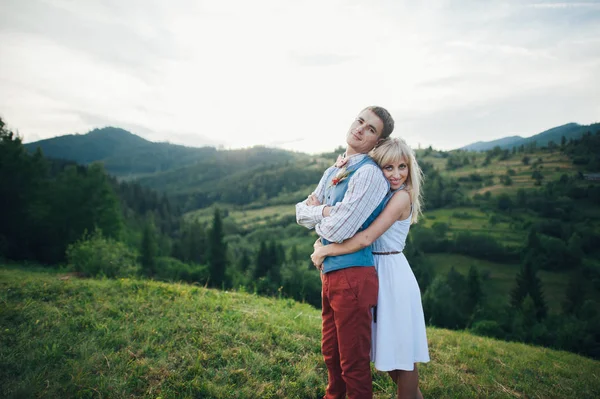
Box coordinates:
[296,106,394,399]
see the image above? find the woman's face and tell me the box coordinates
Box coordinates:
[381,156,409,190]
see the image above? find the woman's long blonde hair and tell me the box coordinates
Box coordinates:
[370,137,424,224]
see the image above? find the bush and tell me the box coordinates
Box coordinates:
[281,262,322,307]
[452,211,473,219]
[537,235,574,271]
[66,230,140,278]
[153,256,210,284]
[452,232,517,262]
[500,175,513,186]
[423,275,467,329]
[470,320,504,339]
[411,226,448,253]
[469,173,483,182]
[534,220,565,240]
[497,193,513,211]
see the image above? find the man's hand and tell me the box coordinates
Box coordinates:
[311,238,325,270]
[306,194,321,207]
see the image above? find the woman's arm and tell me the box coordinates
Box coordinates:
[311,190,411,266]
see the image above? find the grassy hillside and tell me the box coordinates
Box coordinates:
[420,207,524,247]
[2,266,599,399]
[418,148,577,195]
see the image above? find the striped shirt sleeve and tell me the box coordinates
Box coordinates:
[295,166,334,229]
[315,164,388,243]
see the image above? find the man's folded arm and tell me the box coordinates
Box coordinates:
[295,166,333,229]
[296,202,326,229]
[315,165,387,243]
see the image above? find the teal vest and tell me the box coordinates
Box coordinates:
[321,156,388,273]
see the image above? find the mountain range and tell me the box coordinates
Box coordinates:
[26,122,600,172]
[24,126,312,177]
[24,126,321,210]
[460,122,599,151]
[23,121,598,209]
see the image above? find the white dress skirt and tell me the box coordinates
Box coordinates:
[370,216,430,371]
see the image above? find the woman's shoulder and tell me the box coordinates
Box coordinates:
[391,188,411,201]
[387,189,411,211]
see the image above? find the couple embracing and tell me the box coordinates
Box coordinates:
[296,106,430,399]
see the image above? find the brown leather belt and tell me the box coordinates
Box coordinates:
[372,251,402,255]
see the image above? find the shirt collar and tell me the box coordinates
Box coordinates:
[342,152,368,168]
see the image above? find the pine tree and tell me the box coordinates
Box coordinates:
[525,229,540,254]
[207,208,227,288]
[422,275,466,329]
[289,245,299,263]
[140,218,158,276]
[254,241,269,279]
[85,164,123,240]
[188,221,207,264]
[267,241,282,287]
[238,250,251,272]
[0,120,48,261]
[520,295,538,331]
[567,233,583,268]
[532,169,543,186]
[277,242,286,265]
[466,265,483,316]
[563,269,586,316]
[510,256,547,320]
[516,188,527,208]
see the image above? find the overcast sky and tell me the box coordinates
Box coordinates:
[1,0,599,153]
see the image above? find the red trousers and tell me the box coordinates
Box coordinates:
[321,266,378,399]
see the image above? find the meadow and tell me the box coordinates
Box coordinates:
[2,266,599,399]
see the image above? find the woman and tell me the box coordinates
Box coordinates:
[311,137,429,399]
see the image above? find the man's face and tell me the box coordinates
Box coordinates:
[345,109,384,155]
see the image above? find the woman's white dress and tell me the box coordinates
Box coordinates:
[370,212,430,371]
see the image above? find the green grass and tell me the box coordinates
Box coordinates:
[186,203,299,229]
[220,205,297,229]
[421,208,524,247]
[2,266,600,398]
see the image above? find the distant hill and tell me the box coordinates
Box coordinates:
[460,136,523,152]
[461,122,599,151]
[136,146,322,209]
[24,127,219,176]
[24,127,151,164]
[23,126,319,209]
[24,126,308,179]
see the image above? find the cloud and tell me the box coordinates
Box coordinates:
[398,85,600,150]
[0,0,177,77]
[526,2,600,9]
[290,53,359,67]
[0,0,599,154]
